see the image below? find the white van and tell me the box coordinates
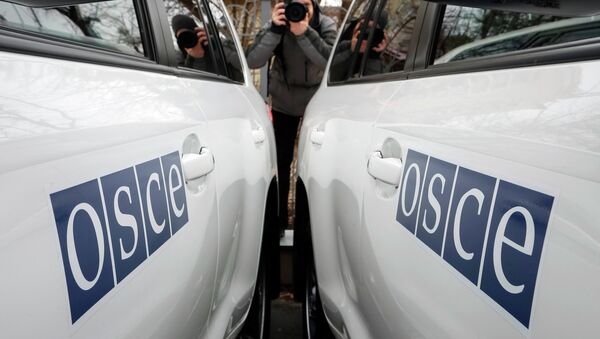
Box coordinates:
[295,0,600,338]
[0,1,278,338]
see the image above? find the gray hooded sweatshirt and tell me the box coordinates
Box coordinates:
[246,4,337,117]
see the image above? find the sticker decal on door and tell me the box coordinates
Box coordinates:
[50,151,188,323]
[396,149,554,329]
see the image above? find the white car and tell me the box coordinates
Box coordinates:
[295,0,600,338]
[0,0,278,338]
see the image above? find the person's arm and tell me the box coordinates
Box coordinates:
[329,40,351,66]
[222,39,243,71]
[295,16,337,68]
[246,23,283,69]
[246,3,287,69]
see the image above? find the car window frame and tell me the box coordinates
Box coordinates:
[0,0,173,74]
[408,2,600,79]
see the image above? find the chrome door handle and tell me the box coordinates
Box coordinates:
[182,147,214,181]
[367,151,403,186]
[252,126,266,144]
[311,128,325,145]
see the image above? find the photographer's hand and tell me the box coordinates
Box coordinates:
[372,32,388,53]
[272,2,286,26]
[289,13,309,36]
[186,27,208,58]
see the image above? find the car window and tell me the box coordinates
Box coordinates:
[434,5,600,64]
[0,0,145,57]
[329,0,421,82]
[329,0,372,82]
[163,0,238,80]
[163,0,214,73]
[206,0,244,82]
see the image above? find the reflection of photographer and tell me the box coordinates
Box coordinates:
[330,12,389,80]
[246,0,337,231]
[171,14,214,72]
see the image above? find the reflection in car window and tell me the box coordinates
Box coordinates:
[163,0,217,73]
[164,0,242,80]
[434,6,600,64]
[329,0,420,82]
[207,0,244,82]
[329,0,371,82]
[0,0,145,56]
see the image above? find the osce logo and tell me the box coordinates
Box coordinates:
[397,149,554,328]
[50,151,188,323]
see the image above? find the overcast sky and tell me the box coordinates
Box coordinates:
[321,0,342,7]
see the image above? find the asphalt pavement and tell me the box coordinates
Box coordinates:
[270,298,302,339]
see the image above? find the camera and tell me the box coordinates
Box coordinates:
[176,28,209,49]
[372,28,384,45]
[285,0,308,23]
[177,29,199,49]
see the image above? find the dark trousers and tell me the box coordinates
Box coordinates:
[272,110,301,230]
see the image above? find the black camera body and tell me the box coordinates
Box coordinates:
[285,0,308,23]
[176,28,209,49]
[177,29,199,49]
[372,28,384,45]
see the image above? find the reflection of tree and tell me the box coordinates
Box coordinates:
[164,0,201,18]
[381,0,419,72]
[437,6,560,57]
[43,0,145,54]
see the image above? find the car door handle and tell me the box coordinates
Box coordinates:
[311,128,325,145]
[182,148,214,181]
[252,126,266,144]
[367,151,403,186]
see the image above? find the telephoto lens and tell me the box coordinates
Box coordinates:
[285,0,307,22]
[177,29,198,49]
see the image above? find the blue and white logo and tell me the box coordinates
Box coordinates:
[396,149,554,328]
[50,151,188,323]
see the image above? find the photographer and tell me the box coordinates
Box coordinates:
[246,0,337,230]
[330,12,389,80]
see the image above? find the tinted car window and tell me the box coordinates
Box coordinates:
[207,0,244,82]
[163,0,241,80]
[329,0,373,82]
[434,6,600,64]
[329,0,421,82]
[0,0,145,56]
[163,0,218,74]
[369,0,420,75]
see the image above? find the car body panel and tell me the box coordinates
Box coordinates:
[298,5,600,338]
[297,82,399,338]
[0,10,275,334]
[361,60,600,338]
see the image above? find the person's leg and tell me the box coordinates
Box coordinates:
[272,110,301,231]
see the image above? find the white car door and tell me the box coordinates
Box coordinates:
[0,0,223,337]
[156,0,277,337]
[295,1,407,336]
[361,1,600,339]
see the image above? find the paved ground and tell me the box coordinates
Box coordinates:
[270,298,302,339]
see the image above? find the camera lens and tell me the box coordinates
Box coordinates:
[285,2,307,23]
[177,29,198,49]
